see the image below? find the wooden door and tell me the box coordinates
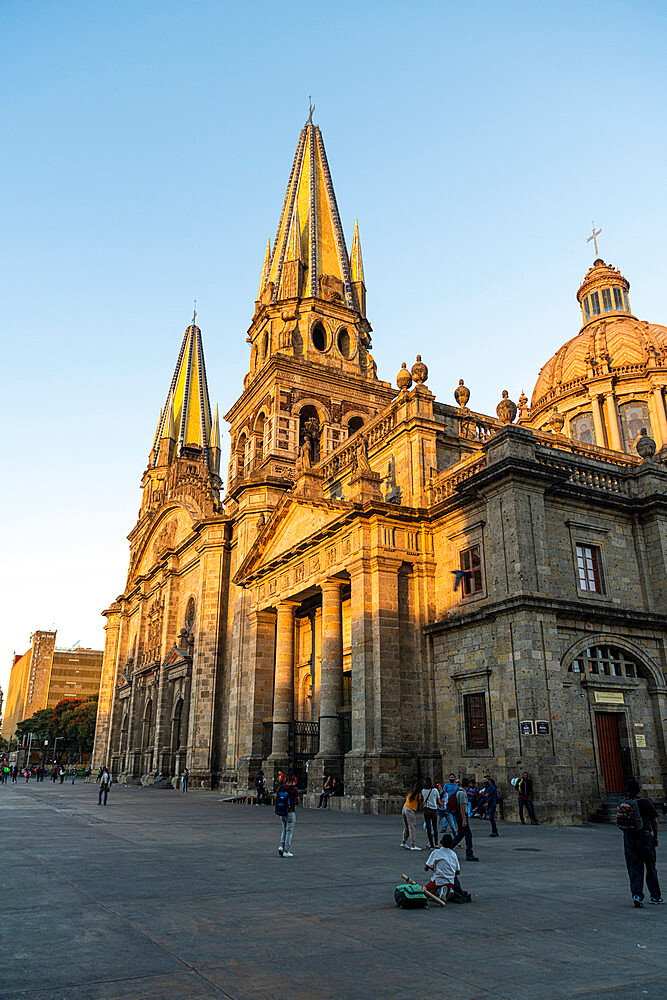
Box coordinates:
[595,712,625,794]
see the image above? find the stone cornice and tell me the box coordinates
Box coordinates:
[424,593,667,635]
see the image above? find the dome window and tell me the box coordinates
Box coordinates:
[311,322,327,352]
[613,287,623,310]
[590,291,601,316]
[583,297,591,321]
[337,328,351,358]
[602,288,613,312]
[623,289,630,312]
[570,412,596,444]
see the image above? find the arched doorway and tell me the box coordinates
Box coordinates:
[299,405,321,464]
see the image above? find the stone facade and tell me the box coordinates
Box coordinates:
[93,117,667,822]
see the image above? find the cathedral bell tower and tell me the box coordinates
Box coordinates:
[140,317,221,524]
[225,114,395,501]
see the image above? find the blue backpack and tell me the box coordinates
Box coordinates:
[275,788,291,816]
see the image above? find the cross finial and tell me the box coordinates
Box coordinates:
[587,223,602,258]
[308,95,315,124]
[192,299,197,326]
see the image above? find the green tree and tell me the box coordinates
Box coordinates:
[16,708,54,744]
[50,695,98,753]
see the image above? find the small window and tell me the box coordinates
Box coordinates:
[576,543,603,593]
[623,290,629,312]
[337,328,351,358]
[464,693,488,749]
[613,287,623,310]
[347,416,364,435]
[311,322,326,352]
[602,288,612,312]
[460,545,483,596]
[184,597,196,631]
[584,297,591,321]
[591,291,601,316]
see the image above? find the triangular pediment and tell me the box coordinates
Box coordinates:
[235,493,354,585]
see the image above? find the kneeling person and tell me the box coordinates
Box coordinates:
[424,833,460,899]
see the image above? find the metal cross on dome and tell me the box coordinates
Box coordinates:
[587,224,602,258]
[308,95,315,124]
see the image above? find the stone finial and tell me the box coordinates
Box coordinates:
[547,409,565,434]
[636,427,657,461]
[411,355,428,385]
[454,379,470,408]
[496,390,517,425]
[396,361,413,391]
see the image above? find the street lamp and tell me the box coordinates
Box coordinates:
[52,737,64,765]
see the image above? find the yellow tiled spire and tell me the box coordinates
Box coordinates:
[260,117,354,306]
[350,219,364,284]
[151,318,215,470]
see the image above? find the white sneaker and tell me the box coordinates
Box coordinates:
[400,843,410,849]
[410,845,422,851]
[283,851,294,857]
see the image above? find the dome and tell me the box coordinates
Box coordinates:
[531,316,667,412]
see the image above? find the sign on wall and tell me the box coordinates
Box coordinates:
[635,734,647,748]
[594,690,625,705]
[535,720,550,735]
[520,720,534,735]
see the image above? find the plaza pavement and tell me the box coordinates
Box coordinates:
[0,781,665,1000]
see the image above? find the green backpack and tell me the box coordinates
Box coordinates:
[394,883,428,908]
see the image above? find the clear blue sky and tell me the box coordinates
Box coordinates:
[2,1,666,700]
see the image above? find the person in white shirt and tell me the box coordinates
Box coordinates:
[421,778,441,848]
[424,833,460,899]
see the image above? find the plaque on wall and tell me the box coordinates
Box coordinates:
[535,720,550,735]
[635,734,647,748]
[594,690,625,705]
[520,720,534,735]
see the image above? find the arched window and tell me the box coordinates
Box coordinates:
[250,345,258,372]
[173,698,184,749]
[311,322,327,352]
[299,405,321,464]
[568,645,646,679]
[570,412,596,444]
[262,331,269,359]
[337,328,351,358]
[143,699,153,748]
[619,401,651,452]
[117,712,128,752]
[236,432,247,476]
[347,416,364,435]
[255,411,266,462]
[184,597,195,631]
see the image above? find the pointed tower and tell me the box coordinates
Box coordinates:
[140,317,222,518]
[226,115,395,501]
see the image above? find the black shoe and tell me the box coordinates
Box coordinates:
[520,821,526,825]
[531,821,538,826]
[489,832,499,837]
[466,855,479,862]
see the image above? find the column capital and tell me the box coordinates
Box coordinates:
[320,577,344,594]
[276,599,301,615]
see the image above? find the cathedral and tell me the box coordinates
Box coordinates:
[92,116,667,823]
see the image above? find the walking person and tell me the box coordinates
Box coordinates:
[254,769,264,805]
[71,766,77,784]
[275,775,299,857]
[517,771,538,825]
[84,767,92,783]
[181,767,189,794]
[618,778,663,907]
[400,781,423,851]
[59,767,65,784]
[421,778,441,849]
[98,766,112,805]
[450,778,480,862]
[481,775,500,837]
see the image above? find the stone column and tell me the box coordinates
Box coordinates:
[604,392,623,451]
[268,600,298,778]
[311,580,343,785]
[590,395,606,447]
[652,386,667,448]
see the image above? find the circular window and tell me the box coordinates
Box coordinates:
[184,598,196,631]
[337,328,351,358]
[311,322,327,352]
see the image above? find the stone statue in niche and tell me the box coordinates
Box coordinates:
[384,456,402,504]
[297,438,312,474]
[356,435,371,472]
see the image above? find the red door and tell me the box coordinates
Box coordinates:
[595,712,625,794]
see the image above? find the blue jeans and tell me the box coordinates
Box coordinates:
[440,810,457,834]
[451,818,475,857]
[98,786,109,805]
[488,803,498,835]
[280,811,296,851]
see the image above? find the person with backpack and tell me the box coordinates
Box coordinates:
[618,778,663,907]
[440,774,459,835]
[275,775,300,857]
[481,775,500,837]
[421,778,441,849]
[450,778,480,862]
[98,766,112,806]
[400,781,423,850]
[517,771,538,825]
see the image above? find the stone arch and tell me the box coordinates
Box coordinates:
[343,411,367,436]
[292,397,330,425]
[253,410,267,462]
[142,698,154,748]
[561,634,665,691]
